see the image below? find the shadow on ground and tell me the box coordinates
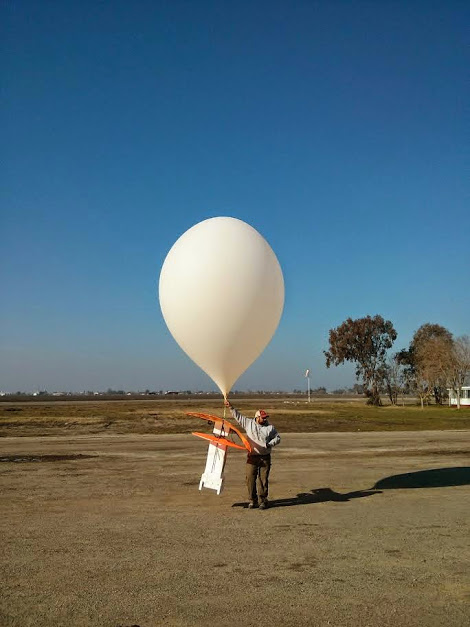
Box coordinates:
[232,467,470,509]
[232,488,380,509]
[372,466,470,489]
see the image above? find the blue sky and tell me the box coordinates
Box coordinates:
[2,1,468,393]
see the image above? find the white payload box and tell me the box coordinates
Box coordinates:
[188,412,252,495]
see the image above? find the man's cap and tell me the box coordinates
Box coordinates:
[255,409,269,419]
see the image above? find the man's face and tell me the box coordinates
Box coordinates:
[256,414,268,425]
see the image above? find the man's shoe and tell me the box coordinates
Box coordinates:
[259,500,269,510]
[247,501,258,509]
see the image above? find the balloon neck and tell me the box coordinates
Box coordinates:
[222,392,228,418]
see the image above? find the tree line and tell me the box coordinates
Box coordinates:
[324,316,470,408]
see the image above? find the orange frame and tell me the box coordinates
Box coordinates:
[186,412,252,453]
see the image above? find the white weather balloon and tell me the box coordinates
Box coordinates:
[159,217,284,396]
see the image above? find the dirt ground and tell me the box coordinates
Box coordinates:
[1,430,469,627]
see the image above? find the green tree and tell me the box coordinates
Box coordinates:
[351,383,364,395]
[324,315,397,406]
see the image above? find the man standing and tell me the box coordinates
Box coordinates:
[224,398,281,509]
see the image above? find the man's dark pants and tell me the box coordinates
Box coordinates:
[246,453,271,504]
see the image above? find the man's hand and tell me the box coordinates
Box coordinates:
[224,396,232,409]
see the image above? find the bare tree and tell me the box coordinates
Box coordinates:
[447,336,470,409]
[414,337,453,409]
[414,368,433,409]
[383,354,405,405]
[397,323,454,405]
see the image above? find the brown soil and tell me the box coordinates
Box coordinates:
[1,430,469,626]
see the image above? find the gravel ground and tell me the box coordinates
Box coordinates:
[1,430,469,627]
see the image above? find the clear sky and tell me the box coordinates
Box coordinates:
[2,1,469,393]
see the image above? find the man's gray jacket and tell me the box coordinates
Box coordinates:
[230,407,281,455]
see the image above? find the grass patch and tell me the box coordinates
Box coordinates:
[0,397,469,437]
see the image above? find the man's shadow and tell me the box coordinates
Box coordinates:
[232,466,470,509]
[232,488,380,509]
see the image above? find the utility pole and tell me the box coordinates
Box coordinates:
[305,369,311,402]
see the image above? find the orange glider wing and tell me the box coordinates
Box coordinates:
[191,432,246,450]
[186,412,252,453]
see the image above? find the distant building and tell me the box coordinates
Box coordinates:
[448,385,470,407]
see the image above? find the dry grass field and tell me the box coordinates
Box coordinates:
[1,396,469,437]
[1,397,469,626]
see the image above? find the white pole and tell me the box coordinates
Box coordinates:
[305,369,311,402]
